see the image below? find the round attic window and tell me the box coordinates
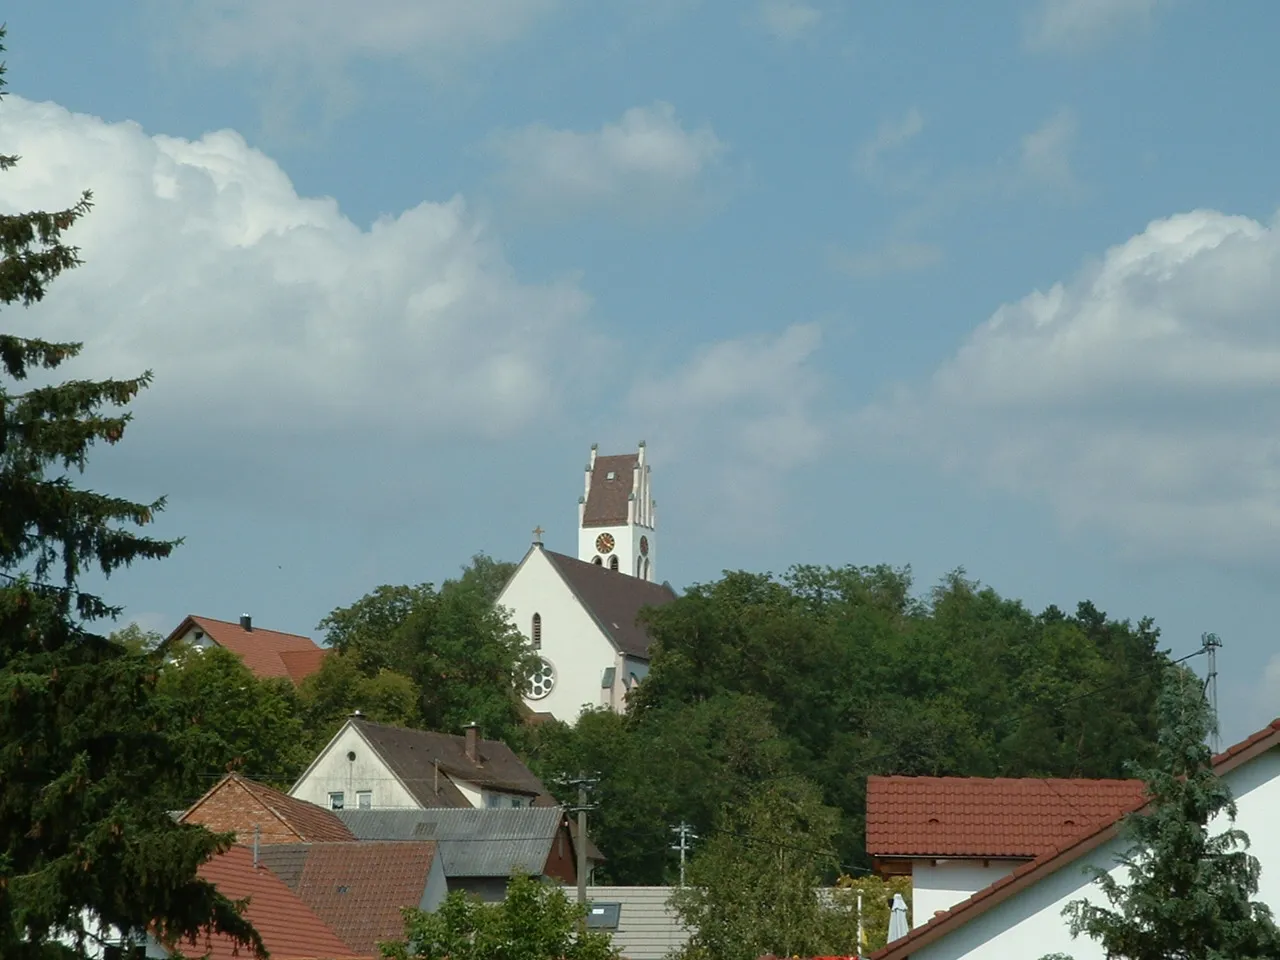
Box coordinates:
[526,657,556,700]
[347,751,357,762]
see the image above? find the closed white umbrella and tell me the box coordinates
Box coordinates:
[887,893,910,942]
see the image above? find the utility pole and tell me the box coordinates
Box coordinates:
[1202,632,1223,753]
[670,822,697,886]
[565,773,599,914]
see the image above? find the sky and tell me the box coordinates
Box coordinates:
[2,0,1279,744]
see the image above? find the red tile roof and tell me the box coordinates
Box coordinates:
[872,718,1280,960]
[865,776,1147,859]
[166,615,329,684]
[182,774,357,844]
[171,845,367,960]
[264,842,441,956]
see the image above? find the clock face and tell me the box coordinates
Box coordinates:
[639,535,649,557]
[595,532,615,554]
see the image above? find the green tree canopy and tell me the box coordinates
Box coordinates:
[0,26,261,957]
[1048,666,1280,960]
[316,554,533,744]
[380,873,618,960]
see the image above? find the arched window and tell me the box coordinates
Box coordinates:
[609,555,619,571]
[593,556,603,566]
[635,555,642,576]
[643,558,650,580]
[531,613,542,650]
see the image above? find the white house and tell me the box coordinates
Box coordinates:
[289,715,554,812]
[496,443,678,725]
[872,718,1280,960]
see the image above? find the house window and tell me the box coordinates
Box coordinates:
[329,791,344,810]
[609,555,619,571]
[532,613,542,650]
[357,790,372,810]
[485,792,501,809]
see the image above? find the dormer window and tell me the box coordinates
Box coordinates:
[606,471,616,480]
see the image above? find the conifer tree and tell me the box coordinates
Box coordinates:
[0,28,263,958]
[1046,666,1280,960]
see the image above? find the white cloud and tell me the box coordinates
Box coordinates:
[485,102,729,220]
[627,323,827,530]
[0,95,594,443]
[755,0,822,42]
[1017,108,1081,196]
[856,107,924,180]
[858,207,1280,564]
[177,0,557,69]
[1026,0,1163,54]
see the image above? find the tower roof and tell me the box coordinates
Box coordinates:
[582,453,640,527]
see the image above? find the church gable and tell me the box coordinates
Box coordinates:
[541,549,675,659]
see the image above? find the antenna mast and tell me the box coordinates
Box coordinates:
[1202,632,1223,753]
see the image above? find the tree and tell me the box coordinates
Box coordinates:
[380,873,618,960]
[1046,666,1280,960]
[669,778,852,960]
[296,650,419,751]
[0,28,261,957]
[316,555,535,744]
[829,874,913,957]
[107,623,164,654]
[155,645,313,798]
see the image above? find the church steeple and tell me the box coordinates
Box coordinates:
[578,442,655,581]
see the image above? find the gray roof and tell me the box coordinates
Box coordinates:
[336,807,564,878]
[585,886,690,960]
[542,549,677,658]
[350,718,554,809]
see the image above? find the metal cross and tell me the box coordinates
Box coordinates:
[532,525,545,542]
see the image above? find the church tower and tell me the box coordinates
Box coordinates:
[578,442,656,582]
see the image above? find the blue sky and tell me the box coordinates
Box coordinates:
[3,0,1280,743]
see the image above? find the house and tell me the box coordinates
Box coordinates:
[159,845,366,960]
[161,613,328,684]
[496,443,677,724]
[289,715,555,812]
[179,772,356,844]
[584,886,690,960]
[865,774,1146,927]
[254,841,447,955]
[871,718,1280,959]
[336,806,601,900]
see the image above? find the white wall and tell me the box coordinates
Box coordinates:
[290,722,419,810]
[911,749,1280,960]
[498,549,618,724]
[911,860,1020,929]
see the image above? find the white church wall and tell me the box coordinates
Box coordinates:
[290,722,419,811]
[908,748,1280,960]
[498,548,617,724]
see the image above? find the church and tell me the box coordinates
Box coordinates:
[496,442,678,724]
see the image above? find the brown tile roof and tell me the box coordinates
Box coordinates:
[351,717,553,808]
[872,718,1280,960]
[182,774,357,843]
[865,776,1147,859]
[257,842,439,956]
[582,453,640,527]
[165,615,329,684]
[543,549,677,658]
[172,845,366,960]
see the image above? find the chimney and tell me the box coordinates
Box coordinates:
[464,721,479,762]
[240,614,252,632]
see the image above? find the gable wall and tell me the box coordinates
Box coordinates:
[543,822,578,885]
[497,549,618,724]
[290,723,420,811]
[911,749,1280,960]
[911,859,1022,929]
[183,779,299,844]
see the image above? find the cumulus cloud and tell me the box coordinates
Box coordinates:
[0,95,594,445]
[858,208,1280,564]
[627,323,827,531]
[1026,0,1163,54]
[485,102,729,221]
[1017,108,1081,195]
[755,0,822,42]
